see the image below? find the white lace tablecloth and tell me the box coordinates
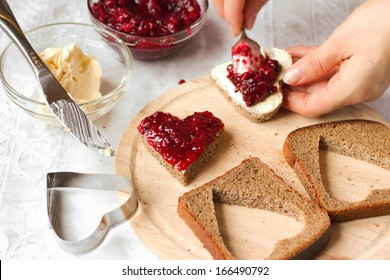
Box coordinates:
[0,0,388,260]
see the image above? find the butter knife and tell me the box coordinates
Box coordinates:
[0,0,115,157]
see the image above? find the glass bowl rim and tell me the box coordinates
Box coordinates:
[87,0,209,46]
[0,21,133,107]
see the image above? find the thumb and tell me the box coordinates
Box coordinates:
[283,42,344,86]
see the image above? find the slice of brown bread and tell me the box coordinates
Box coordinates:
[209,48,292,123]
[177,157,331,260]
[141,130,224,185]
[137,111,225,185]
[283,119,390,222]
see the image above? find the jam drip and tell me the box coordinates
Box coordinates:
[90,0,201,37]
[137,111,224,171]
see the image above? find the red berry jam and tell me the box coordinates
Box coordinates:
[227,56,281,107]
[137,111,224,171]
[90,0,201,37]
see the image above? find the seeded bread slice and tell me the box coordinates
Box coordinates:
[141,130,224,185]
[177,157,331,260]
[209,48,292,123]
[283,119,390,222]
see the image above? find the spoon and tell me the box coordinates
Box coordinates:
[231,28,264,74]
[233,28,261,51]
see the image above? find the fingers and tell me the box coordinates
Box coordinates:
[211,0,267,37]
[211,0,225,19]
[224,1,246,37]
[211,0,245,37]
[282,59,346,117]
[283,41,347,86]
[283,61,353,117]
[282,56,378,117]
[285,46,317,59]
[282,81,344,118]
[281,0,390,118]
[243,0,268,30]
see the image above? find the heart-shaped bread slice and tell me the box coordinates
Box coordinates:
[210,48,292,122]
[177,157,331,259]
[283,119,390,222]
[137,111,224,185]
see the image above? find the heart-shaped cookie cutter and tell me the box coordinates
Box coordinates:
[46,172,138,255]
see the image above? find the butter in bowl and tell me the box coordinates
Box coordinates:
[0,22,133,126]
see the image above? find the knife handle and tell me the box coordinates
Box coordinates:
[0,0,47,77]
[0,0,115,156]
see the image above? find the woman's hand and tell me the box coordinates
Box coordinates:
[282,0,390,117]
[211,0,268,37]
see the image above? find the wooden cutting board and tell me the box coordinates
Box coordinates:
[115,76,390,260]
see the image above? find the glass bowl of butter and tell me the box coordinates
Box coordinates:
[0,22,133,126]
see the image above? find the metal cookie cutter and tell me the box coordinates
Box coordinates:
[46,172,138,255]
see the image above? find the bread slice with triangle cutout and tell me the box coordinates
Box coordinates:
[177,157,331,260]
[283,119,390,222]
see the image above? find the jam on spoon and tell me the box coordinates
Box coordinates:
[227,30,281,107]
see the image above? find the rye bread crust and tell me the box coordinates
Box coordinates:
[283,119,390,222]
[141,130,224,185]
[178,157,331,260]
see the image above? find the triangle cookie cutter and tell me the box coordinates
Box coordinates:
[46,172,138,255]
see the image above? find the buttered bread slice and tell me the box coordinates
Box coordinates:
[210,48,292,122]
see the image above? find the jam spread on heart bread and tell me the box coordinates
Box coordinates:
[137,111,224,171]
[227,41,281,107]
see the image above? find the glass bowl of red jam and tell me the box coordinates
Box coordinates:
[88,0,208,60]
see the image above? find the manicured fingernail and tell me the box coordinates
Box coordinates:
[283,67,303,85]
[245,13,257,30]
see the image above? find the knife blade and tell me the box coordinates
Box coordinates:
[0,0,114,157]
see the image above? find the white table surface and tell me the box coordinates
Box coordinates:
[0,0,389,260]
